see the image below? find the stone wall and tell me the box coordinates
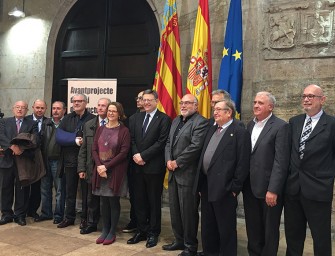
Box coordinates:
[0,0,334,233]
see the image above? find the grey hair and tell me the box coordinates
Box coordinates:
[256,91,276,107]
[212,89,231,100]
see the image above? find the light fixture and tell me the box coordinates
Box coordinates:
[8,0,26,18]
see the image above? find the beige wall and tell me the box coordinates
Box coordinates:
[0,0,334,230]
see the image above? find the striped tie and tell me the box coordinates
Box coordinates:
[298,117,312,160]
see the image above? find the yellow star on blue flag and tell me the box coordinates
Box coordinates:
[218,0,243,118]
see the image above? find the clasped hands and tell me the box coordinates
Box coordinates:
[97,165,107,178]
[167,160,178,171]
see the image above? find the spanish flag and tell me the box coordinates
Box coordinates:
[218,0,243,119]
[186,0,212,119]
[153,0,182,120]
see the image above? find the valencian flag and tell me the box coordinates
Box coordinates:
[218,0,243,119]
[153,0,182,189]
[186,0,212,119]
[153,0,182,120]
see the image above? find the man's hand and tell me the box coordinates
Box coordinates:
[167,160,178,171]
[10,145,23,155]
[133,153,145,165]
[79,172,86,179]
[265,191,278,207]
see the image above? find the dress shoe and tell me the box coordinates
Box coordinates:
[103,235,116,245]
[79,219,87,229]
[27,213,40,222]
[178,249,197,256]
[53,219,62,224]
[146,235,158,248]
[122,222,137,233]
[14,217,26,226]
[0,217,13,225]
[57,219,74,228]
[80,225,97,234]
[127,232,147,244]
[35,216,52,222]
[162,241,185,251]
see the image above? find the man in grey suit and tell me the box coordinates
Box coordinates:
[285,84,335,256]
[163,94,208,256]
[243,92,290,256]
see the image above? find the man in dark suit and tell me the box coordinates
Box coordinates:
[127,89,171,248]
[208,89,231,126]
[285,84,335,256]
[0,101,38,226]
[243,92,290,256]
[194,99,251,256]
[122,90,144,233]
[163,94,208,256]
[77,97,110,234]
[26,99,48,221]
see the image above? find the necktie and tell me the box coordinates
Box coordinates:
[100,119,105,126]
[16,119,21,133]
[37,119,42,132]
[142,114,150,137]
[299,117,312,160]
[217,126,222,133]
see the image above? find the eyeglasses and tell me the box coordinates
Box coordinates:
[108,110,118,114]
[142,99,156,103]
[135,96,143,101]
[179,101,196,106]
[72,100,85,103]
[14,106,27,110]
[213,107,229,112]
[301,94,323,100]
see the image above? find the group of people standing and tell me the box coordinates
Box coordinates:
[0,84,334,256]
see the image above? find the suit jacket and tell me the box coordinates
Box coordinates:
[165,113,208,186]
[286,112,335,202]
[130,109,171,174]
[0,116,38,169]
[194,120,251,202]
[26,114,47,132]
[77,116,99,182]
[247,114,290,198]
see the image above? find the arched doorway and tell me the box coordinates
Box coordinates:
[52,0,160,116]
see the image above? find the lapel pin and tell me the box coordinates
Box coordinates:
[230,134,233,136]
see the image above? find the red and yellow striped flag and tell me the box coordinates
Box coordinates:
[186,0,212,118]
[153,0,182,120]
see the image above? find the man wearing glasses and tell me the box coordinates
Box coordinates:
[285,84,335,256]
[0,101,38,226]
[194,99,250,256]
[163,94,208,256]
[56,94,95,228]
[122,90,145,233]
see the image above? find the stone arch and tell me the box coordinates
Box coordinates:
[44,0,161,108]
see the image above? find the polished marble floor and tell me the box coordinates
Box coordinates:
[0,198,331,255]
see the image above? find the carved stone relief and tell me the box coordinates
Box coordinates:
[263,1,335,59]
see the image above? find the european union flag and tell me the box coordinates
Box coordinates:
[218,0,243,119]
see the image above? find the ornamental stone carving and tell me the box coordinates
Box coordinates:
[263,0,335,59]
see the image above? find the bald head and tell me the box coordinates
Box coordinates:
[302,84,326,116]
[32,99,47,119]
